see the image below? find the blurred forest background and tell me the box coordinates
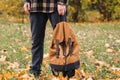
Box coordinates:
[1,0,120,22]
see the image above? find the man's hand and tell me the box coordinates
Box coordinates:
[23,2,30,14]
[57,4,66,15]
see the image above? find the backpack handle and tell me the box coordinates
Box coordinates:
[59,15,66,22]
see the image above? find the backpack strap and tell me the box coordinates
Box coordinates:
[56,40,60,58]
[68,38,73,56]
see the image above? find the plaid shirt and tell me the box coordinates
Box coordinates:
[24,0,67,13]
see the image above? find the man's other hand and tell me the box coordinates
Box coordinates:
[23,2,30,14]
[57,5,66,16]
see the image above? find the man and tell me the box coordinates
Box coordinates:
[23,0,68,77]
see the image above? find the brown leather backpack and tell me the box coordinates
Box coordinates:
[49,22,80,78]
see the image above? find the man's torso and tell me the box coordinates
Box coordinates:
[30,0,58,13]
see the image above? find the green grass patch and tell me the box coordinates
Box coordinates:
[0,21,120,79]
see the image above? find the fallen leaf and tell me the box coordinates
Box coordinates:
[85,50,94,56]
[108,35,113,39]
[0,74,3,80]
[95,60,109,67]
[96,66,101,72]
[15,38,20,42]
[18,74,34,80]
[3,71,12,79]
[7,62,19,70]
[104,43,110,48]
[105,78,110,80]
[75,68,83,79]
[13,49,16,53]
[52,77,59,80]
[111,67,120,76]
[106,48,113,53]
[0,49,8,54]
[87,77,93,80]
[0,55,6,63]
[113,59,119,64]
[25,55,31,59]
[115,39,120,43]
[20,46,29,52]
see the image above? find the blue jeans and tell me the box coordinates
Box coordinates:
[29,11,67,75]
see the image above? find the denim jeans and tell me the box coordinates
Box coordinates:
[29,11,67,75]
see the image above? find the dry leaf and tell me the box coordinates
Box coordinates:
[0,49,8,54]
[85,50,94,56]
[87,77,93,80]
[15,38,20,42]
[7,62,19,70]
[3,71,12,79]
[18,74,34,80]
[59,72,64,80]
[0,55,6,63]
[104,43,110,48]
[20,46,29,52]
[105,78,110,80]
[0,74,3,80]
[108,35,113,39]
[106,48,113,53]
[111,67,120,76]
[95,60,109,67]
[25,55,31,59]
[44,53,49,58]
[52,77,59,80]
[13,49,16,53]
[96,66,101,72]
[113,59,119,64]
[115,39,120,43]
[75,68,82,79]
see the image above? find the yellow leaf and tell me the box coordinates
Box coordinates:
[18,74,34,80]
[3,71,12,79]
[15,38,20,42]
[85,70,89,78]
[20,46,29,52]
[58,72,63,80]
[111,67,120,76]
[96,66,101,72]
[105,78,110,80]
[25,55,31,59]
[75,68,83,79]
[0,74,3,80]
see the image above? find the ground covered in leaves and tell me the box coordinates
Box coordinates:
[0,21,120,80]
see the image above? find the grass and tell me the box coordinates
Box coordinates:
[0,21,120,79]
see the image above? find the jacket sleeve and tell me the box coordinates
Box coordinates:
[58,0,67,5]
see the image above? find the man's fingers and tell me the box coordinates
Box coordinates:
[58,9,65,15]
[57,5,66,15]
[27,3,30,10]
[23,2,30,14]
